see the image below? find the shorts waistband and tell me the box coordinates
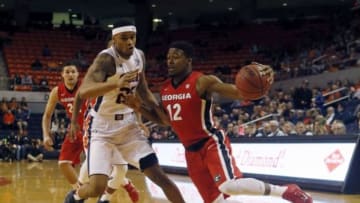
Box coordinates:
[90,110,135,121]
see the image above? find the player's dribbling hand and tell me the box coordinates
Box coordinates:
[117,70,139,88]
[251,62,274,85]
[43,135,54,151]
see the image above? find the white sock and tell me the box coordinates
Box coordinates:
[108,165,128,188]
[269,184,287,196]
[74,190,82,200]
[219,178,266,195]
[122,178,129,186]
[219,178,287,196]
[100,191,112,201]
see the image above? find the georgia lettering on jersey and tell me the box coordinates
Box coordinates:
[161,71,216,147]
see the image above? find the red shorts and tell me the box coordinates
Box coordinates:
[185,132,242,203]
[58,131,84,165]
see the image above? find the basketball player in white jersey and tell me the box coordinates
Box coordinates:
[64,19,185,203]
[70,41,140,203]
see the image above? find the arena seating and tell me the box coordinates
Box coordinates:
[2,21,335,92]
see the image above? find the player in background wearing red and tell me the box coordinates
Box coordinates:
[128,41,313,203]
[42,62,86,190]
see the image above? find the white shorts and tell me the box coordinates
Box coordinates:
[85,112,155,176]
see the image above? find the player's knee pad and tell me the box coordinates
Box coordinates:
[107,164,128,189]
[139,153,158,171]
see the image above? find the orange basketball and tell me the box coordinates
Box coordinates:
[235,63,274,100]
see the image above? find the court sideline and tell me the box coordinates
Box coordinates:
[0,161,359,203]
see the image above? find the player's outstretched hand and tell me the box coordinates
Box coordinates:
[251,61,274,85]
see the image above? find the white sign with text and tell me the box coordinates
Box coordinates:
[152,142,356,181]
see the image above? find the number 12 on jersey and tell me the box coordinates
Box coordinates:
[166,103,182,121]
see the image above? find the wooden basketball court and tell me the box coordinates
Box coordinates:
[0,161,359,203]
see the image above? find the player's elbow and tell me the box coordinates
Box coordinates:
[42,112,51,121]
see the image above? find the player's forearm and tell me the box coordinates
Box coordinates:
[137,106,169,126]
[142,92,170,125]
[138,95,170,126]
[78,81,117,99]
[218,83,244,100]
[137,79,159,106]
[71,93,83,123]
[41,114,51,138]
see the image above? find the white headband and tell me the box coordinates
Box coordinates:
[112,26,137,36]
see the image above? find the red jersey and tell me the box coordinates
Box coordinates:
[57,81,87,127]
[160,71,216,147]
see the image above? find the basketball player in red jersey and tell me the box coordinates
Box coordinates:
[129,41,313,203]
[42,62,139,203]
[42,62,86,189]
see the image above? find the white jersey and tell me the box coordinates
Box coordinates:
[89,46,144,117]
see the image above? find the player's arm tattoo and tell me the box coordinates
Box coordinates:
[86,53,115,83]
[78,53,117,99]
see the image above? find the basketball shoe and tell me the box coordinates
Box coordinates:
[123,181,139,203]
[97,181,139,203]
[282,184,313,203]
[64,190,84,203]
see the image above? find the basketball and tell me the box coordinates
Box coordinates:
[235,63,274,100]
